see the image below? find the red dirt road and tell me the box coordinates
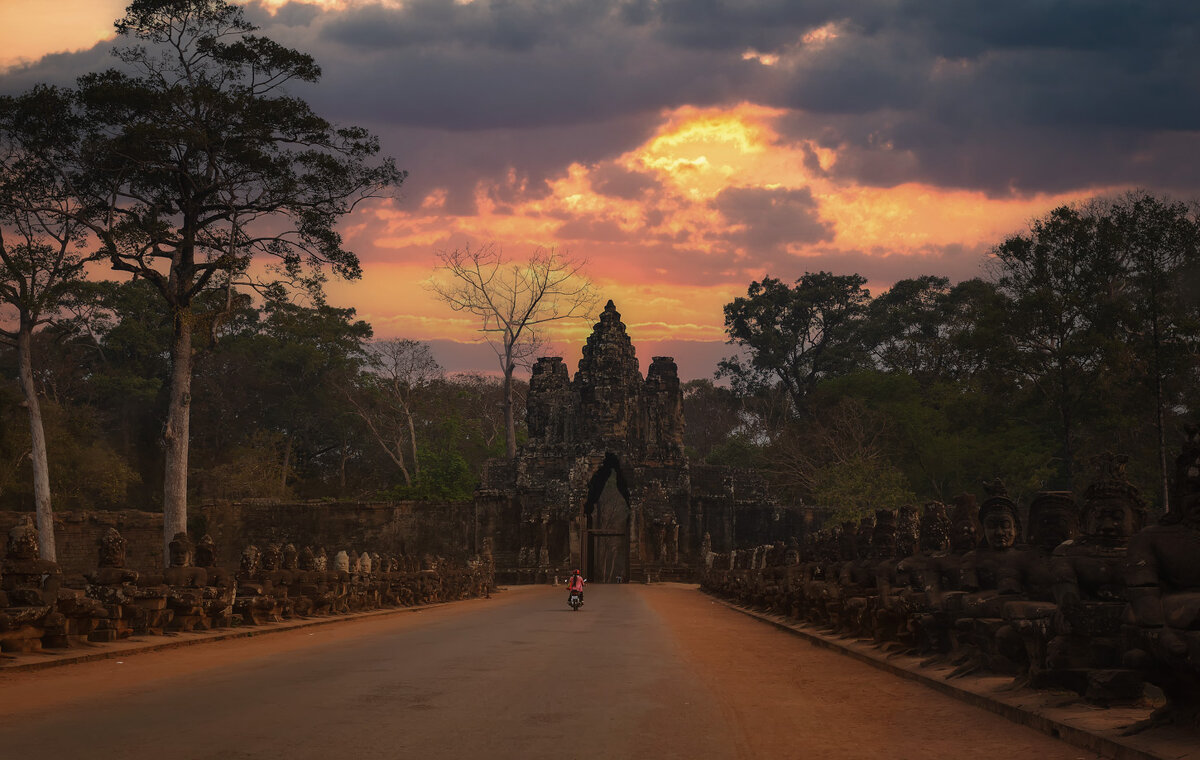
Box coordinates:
[0,585,1097,759]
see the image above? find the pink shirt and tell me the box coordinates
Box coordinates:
[569,575,585,591]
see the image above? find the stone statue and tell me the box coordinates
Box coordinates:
[1037,454,1145,702]
[163,532,207,632]
[194,534,235,629]
[1123,428,1200,730]
[0,518,63,652]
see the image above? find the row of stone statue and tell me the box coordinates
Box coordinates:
[701,447,1200,731]
[0,522,494,655]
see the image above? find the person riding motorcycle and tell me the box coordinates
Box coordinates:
[567,569,585,603]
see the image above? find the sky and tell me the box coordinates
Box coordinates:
[3,0,1200,379]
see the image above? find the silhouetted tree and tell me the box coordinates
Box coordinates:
[431,243,596,459]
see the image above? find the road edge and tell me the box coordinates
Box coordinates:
[703,592,1174,760]
[0,596,491,674]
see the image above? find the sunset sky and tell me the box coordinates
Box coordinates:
[3,0,1199,379]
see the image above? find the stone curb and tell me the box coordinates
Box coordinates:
[704,592,1178,760]
[0,598,477,674]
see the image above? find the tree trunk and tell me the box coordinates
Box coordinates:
[406,407,420,478]
[280,434,293,496]
[162,309,194,566]
[1156,372,1169,513]
[503,360,517,460]
[17,321,55,562]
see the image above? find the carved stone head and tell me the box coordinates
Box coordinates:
[1082,453,1146,543]
[1026,491,1077,550]
[195,535,218,568]
[240,545,261,576]
[837,521,856,561]
[168,532,194,567]
[896,505,920,557]
[950,493,980,553]
[299,546,316,571]
[6,517,39,561]
[359,552,373,573]
[98,527,127,569]
[334,550,350,573]
[871,510,897,559]
[855,516,875,560]
[282,543,299,571]
[261,543,282,571]
[314,549,329,573]
[919,502,951,553]
[979,480,1020,550]
[1172,423,1200,526]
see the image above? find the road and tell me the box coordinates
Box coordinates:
[0,585,1097,759]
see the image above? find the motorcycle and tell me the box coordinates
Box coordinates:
[568,589,583,611]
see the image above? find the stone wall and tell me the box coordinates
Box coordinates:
[0,499,478,573]
[0,510,162,575]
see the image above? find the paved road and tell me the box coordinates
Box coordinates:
[0,585,1098,759]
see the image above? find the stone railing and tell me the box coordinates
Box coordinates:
[0,525,494,655]
[700,446,1200,733]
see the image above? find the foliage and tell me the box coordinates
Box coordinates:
[718,272,871,408]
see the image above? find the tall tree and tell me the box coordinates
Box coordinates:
[431,243,597,459]
[1105,192,1200,510]
[718,272,871,410]
[991,205,1120,485]
[0,86,97,560]
[9,0,403,562]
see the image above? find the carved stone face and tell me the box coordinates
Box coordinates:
[240,545,261,575]
[299,546,316,571]
[6,519,38,561]
[98,528,127,569]
[896,506,920,556]
[1027,493,1076,549]
[195,536,218,568]
[1084,497,1136,543]
[334,551,350,573]
[262,544,282,571]
[314,551,328,573]
[951,519,978,553]
[919,503,951,553]
[983,513,1017,550]
[168,532,193,567]
[282,544,299,570]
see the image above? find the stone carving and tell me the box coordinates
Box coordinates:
[0,518,62,652]
[163,532,207,632]
[194,534,235,629]
[700,429,1200,733]
[1124,430,1200,730]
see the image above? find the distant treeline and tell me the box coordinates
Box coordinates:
[0,280,518,511]
[685,191,1200,522]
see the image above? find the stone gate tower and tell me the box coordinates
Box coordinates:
[475,300,809,583]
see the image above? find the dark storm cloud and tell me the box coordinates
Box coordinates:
[711,186,834,253]
[5,0,1200,196]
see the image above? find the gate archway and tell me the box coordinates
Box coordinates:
[583,453,630,583]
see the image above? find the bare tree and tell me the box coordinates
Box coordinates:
[347,339,442,486]
[430,243,597,459]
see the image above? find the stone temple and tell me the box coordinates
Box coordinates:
[476,300,811,583]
